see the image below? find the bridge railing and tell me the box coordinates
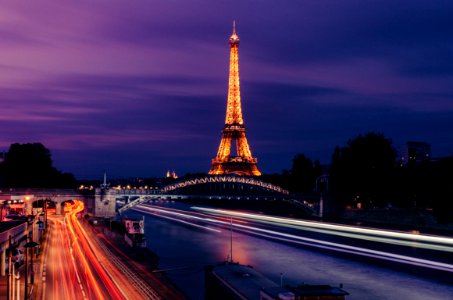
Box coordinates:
[0,222,27,245]
[118,195,160,214]
[161,176,290,195]
[108,189,162,195]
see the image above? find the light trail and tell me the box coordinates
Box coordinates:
[46,207,104,300]
[192,207,453,252]
[141,203,250,226]
[97,234,185,300]
[45,201,164,299]
[85,225,161,300]
[228,221,453,273]
[65,201,117,299]
[133,205,221,233]
[136,204,453,273]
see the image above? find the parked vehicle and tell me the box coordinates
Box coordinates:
[4,248,24,271]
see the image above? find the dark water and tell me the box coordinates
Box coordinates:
[128,203,453,300]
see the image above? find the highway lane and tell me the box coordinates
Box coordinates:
[43,201,161,300]
[44,202,116,300]
[134,203,453,274]
[45,215,98,299]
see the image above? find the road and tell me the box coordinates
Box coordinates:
[44,212,91,299]
[42,201,161,300]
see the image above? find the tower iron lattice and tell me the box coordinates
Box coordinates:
[209,22,261,176]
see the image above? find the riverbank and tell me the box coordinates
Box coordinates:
[87,217,187,299]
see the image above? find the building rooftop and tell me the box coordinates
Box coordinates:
[207,262,279,300]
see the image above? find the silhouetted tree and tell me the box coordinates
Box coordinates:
[431,157,453,223]
[289,154,322,192]
[0,143,76,188]
[330,133,396,209]
[261,170,291,191]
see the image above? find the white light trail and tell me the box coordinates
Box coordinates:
[133,206,221,233]
[192,207,453,251]
[135,205,453,272]
[231,223,453,273]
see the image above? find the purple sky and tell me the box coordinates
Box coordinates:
[1,1,453,178]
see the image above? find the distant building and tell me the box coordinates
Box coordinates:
[401,141,431,165]
[205,262,281,300]
[166,170,178,179]
[0,151,5,163]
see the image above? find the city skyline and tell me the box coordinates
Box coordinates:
[1,1,453,178]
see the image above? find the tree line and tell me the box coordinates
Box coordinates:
[0,143,76,188]
[2,137,452,223]
[264,133,453,223]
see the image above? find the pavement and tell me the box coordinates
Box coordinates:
[0,231,47,300]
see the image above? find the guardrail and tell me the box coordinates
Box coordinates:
[0,222,27,245]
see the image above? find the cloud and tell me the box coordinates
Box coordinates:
[0,1,452,177]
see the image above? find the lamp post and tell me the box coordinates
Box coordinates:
[6,235,12,300]
[315,175,329,218]
[44,199,48,229]
[37,220,44,242]
[23,243,28,300]
[24,236,39,300]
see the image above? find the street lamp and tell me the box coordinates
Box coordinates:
[315,175,329,218]
[44,199,48,229]
[24,236,39,300]
[37,220,44,242]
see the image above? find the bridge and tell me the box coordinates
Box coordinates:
[161,175,289,195]
[117,176,316,215]
[0,177,317,219]
[0,189,88,215]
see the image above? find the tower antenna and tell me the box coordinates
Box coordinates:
[101,171,110,189]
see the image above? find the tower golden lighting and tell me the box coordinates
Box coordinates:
[209,22,261,176]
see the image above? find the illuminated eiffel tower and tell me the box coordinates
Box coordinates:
[209,22,261,176]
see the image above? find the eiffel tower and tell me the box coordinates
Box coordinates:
[209,22,261,176]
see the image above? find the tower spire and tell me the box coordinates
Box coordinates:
[209,24,261,176]
[229,20,240,47]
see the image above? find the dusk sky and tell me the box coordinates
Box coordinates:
[1,1,453,179]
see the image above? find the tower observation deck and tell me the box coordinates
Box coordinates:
[209,22,261,176]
